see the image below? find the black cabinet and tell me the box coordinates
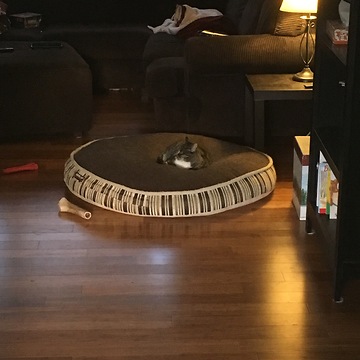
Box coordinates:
[306,0,360,301]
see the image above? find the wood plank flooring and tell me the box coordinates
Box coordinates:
[1,91,360,360]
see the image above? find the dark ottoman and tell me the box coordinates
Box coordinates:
[0,41,92,139]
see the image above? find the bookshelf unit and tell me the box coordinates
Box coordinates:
[306,0,360,302]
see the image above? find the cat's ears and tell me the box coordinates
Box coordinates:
[185,136,198,152]
[190,143,198,152]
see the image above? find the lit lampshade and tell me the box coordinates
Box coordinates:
[280,0,318,14]
[280,0,318,82]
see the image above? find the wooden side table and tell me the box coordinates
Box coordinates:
[245,74,313,150]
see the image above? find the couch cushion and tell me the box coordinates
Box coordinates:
[255,0,282,34]
[224,0,249,31]
[274,12,306,36]
[0,28,43,41]
[143,32,186,66]
[43,24,151,60]
[146,57,185,98]
[237,0,265,35]
[226,0,283,35]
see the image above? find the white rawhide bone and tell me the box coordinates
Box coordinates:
[58,197,92,220]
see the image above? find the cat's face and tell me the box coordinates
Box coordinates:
[158,137,209,170]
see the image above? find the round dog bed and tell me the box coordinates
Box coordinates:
[64,133,276,217]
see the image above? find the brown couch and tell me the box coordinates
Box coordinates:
[144,0,311,143]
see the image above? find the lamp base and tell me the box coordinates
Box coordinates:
[293,67,314,82]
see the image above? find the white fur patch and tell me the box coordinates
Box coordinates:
[174,158,192,169]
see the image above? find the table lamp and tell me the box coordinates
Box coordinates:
[280,0,318,82]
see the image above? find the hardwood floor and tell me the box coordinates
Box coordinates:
[1,91,360,360]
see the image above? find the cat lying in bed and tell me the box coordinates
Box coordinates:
[157,136,209,169]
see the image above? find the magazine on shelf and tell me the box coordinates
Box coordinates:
[317,151,338,219]
[317,160,329,214]
[292,136,310,220]
[328,169,339,219]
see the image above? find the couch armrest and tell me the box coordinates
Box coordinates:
[184,34,305,74]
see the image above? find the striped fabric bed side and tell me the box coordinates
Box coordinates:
[64,155,276,218]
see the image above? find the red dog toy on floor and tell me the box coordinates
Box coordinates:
[2,162,39,174]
